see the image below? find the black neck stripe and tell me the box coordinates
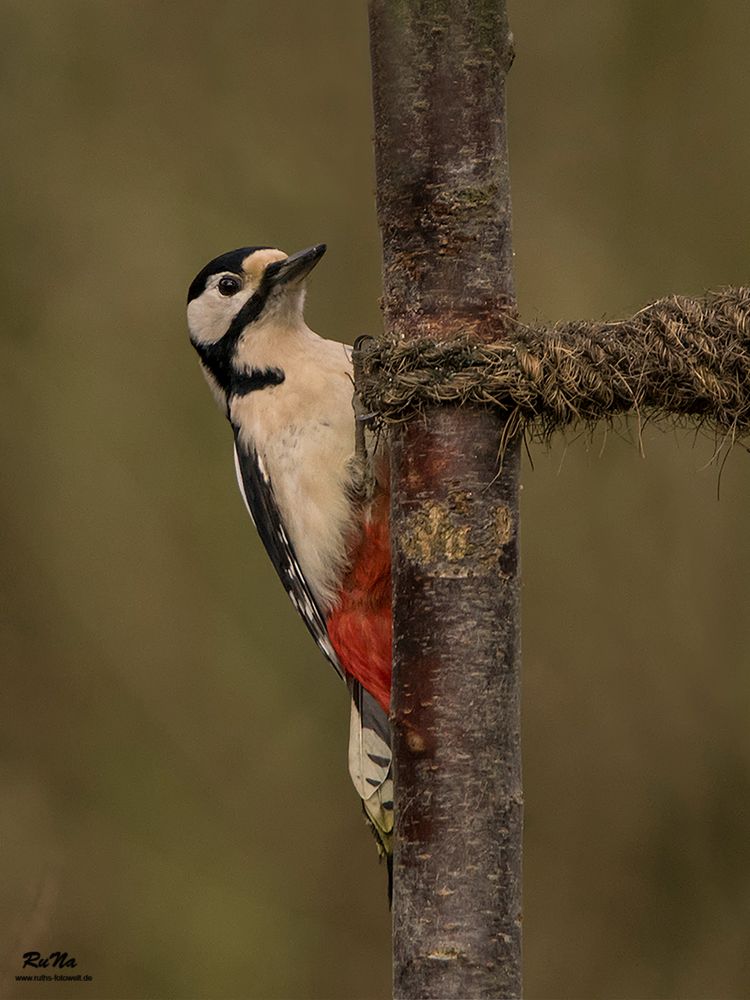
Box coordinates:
[231,366,285,397]
[224,281,272,343]
[191,276,277,395]
[193,330,285,399]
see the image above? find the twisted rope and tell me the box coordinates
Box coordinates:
[356,287,750,443]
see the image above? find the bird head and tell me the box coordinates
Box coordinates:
[187,243,327,349]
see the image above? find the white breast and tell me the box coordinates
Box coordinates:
[229,323,357,611]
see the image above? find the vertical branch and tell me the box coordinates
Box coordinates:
[368,2,522,998]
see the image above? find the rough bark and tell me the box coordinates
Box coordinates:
[368,2,522,998]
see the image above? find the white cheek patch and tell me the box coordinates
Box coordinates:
[187,285,256,346]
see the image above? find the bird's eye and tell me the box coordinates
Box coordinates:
[218,275,241,296]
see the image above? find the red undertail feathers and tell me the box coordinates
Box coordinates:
[326,494,392,713]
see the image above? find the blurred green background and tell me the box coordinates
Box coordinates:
[2,2,749,997]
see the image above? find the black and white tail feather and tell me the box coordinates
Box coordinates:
[348,677,394,897]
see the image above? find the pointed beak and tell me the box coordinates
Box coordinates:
[264,243,327,288]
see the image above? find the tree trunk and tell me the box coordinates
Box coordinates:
[368,2,522,998]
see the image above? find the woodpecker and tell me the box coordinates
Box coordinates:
[187,244,393,886]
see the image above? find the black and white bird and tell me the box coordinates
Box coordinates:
[187,244,394,887]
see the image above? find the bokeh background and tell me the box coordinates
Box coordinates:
[2,2,750,997]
